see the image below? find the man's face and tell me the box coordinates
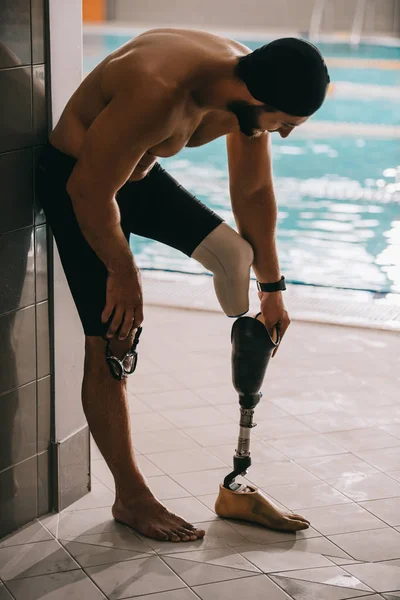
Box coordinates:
[227,100,308,138]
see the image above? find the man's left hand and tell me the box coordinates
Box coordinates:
[258,290,290,356]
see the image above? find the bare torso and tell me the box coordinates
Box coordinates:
[50,28,250,180]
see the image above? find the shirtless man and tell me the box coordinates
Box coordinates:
[37,29,330,543]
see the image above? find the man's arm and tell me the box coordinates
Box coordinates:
[226,130,280,283]
[66,81,176,272]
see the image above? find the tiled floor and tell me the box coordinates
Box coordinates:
[1,305,400,599]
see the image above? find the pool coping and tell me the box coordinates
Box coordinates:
[83,22,400,48]
[141,270,400,333]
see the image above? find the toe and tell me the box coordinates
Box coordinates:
[177,527,198,541]
[290,513,311,524]
[193,528,206,539]
[289,519,310,531]
[167,529,181,542]
[152,528,170,541]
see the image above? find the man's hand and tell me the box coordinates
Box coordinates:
[101,264,144,339]
[258,290,290,356]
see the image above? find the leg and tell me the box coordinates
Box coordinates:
[84,333,204,542]
[118,166,310,531]
[215,314,310,531]
[36,147,204,542]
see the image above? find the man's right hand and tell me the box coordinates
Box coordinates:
[101,264,144,340]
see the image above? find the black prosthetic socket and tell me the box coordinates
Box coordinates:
[103,326,143,381]
[224,316,279,489]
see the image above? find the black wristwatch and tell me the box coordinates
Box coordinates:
[256,275,286,292]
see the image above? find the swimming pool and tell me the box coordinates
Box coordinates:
[83,31,400,294]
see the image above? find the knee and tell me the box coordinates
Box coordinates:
[191,223,254,317]
[85,332,135,366]
[192,222,254,279]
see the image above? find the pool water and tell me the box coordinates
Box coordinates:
[83,32,400,294]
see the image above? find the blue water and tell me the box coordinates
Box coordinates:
[83,32,400,294]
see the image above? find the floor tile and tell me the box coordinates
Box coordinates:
[166,547,261,571]
[193,384,240,406]
[344,562,400,593]
[6,569,106,600]
[226,520,321,544]
[184,423,256,446]
[171,469,246,496]
[61,539,153,567]
[330,473,400,501]
[127,590,199,600]
[90,437,103,460]
[300,503,387,535]
[128,372,185,394]
[193,574,296,599]
[63,481,115,511]
[255,416,315,439]
[159,406,232,428]
[136,389,208,412]
[126,392,154,414]
[137,520,249,555]
[59,529,154,554]
[266,481,351,510]
[383,594,400,600]
[355,447,400,473]
[207,441,286,465]
[145,475,192,500]
[298,409,371,433]
[381,425,400,439]
[234,542,334,572]
[329,528,400,562]
[40,508,122,539]
[270,575,372,600]
[86,555,186,599]
[163,555,258,586]
[169,365,231,388]
[298,454,379,483]
[270,391,344,417]
[245,460,320,487]
[0,583,13,600]
[268,434,345,459]
[146,448,226,474]
[270,537,354,560]
[390,472,400,482]
[91,461,115,491]
[132,429,200,454]
[0,540,79,580]
[0,520,53,547]
[327,428,400,452]
[129,412,174,433]
[272,565,372,591]
[360,498,400,527]
[136,454,164,477]
[159,497,217,525]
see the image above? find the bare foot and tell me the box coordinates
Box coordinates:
[215,484,310,532]
[112,495,206,542]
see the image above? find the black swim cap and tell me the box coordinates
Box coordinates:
[236,37,330,117]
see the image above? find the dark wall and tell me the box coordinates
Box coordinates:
[0,0,52,538]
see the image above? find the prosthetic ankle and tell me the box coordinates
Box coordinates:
[223,314,279,490]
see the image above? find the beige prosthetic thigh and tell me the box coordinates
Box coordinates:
[191,222,254,317]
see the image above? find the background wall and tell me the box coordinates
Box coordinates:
[48,0,89,513]
[0,0,52,538]
[111,0,400,37]
[0,0,89,539]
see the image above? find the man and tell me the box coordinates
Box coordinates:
[37,29,330,543]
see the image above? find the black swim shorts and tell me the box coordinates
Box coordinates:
[36,142,223,336]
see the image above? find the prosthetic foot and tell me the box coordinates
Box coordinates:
[215,314,310,531]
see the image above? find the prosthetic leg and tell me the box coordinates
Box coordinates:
[214,314,309,530]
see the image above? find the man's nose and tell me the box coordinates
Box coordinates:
[279,129,291,139]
